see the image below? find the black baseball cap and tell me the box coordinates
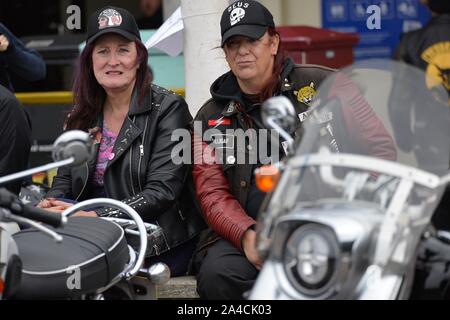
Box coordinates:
[86,6,141,44]
[220,0,275,47]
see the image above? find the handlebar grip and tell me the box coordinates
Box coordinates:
[22,205,66,228]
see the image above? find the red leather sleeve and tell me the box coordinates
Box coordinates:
[192,133,256,251]
[329,73,397,162]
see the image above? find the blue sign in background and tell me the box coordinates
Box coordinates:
[322,0,431,60]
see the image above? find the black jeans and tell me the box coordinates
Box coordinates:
[144,236,198,277]
[195,238,258,300]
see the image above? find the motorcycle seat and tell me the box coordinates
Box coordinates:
[12,217,129,299]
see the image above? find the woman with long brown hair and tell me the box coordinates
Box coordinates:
[38,6,205,276]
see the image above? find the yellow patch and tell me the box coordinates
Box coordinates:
[294,82,317,104]
[421,42,450,103]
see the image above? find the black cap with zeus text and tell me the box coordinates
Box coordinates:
[220,0,275,47]
[86,6,141,44]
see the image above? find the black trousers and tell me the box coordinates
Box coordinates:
[0,86,31,194]
[196,238,258,300]
[432,186,450,231]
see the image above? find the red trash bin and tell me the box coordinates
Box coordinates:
[276,26,360,69]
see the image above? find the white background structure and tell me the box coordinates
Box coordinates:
[181,0,230,115]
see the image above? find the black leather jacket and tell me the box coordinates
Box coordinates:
[395,14,450,68]
[47,84,206,256]
[0,85,31,194]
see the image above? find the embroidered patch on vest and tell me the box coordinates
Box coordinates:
[294,82,317,105]
[208,116,231,128]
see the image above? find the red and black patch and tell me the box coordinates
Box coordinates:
[208,117,231,127]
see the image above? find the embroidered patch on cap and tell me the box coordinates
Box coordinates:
[228,2,250,26]
[98,8,123,29]
[230,7,246,26]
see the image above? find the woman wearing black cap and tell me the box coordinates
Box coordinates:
[38,6,205,277]
[191,0,397,299]
[190,0,336,300]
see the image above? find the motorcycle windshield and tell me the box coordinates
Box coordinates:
[268,59,450,221]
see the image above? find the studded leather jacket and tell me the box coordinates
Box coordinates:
[46,84,206,256]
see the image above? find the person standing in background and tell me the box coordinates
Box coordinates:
[0,23,46,92]
[395,0,450,231]
[395,0,450,96]
[136,0,164,30]
[0,84,32,194]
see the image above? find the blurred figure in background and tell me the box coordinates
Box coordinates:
[395,0,450,96]
[136,0,163,30]
[0,84,31,194]
[395,0,450,231]
[0,23,46,92]
[0,23,43,195]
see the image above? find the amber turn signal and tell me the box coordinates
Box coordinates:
[255,165,280,193]
[0,278,4,295]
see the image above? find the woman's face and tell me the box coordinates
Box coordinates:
[92,34,139,92]
[223,32,280,84]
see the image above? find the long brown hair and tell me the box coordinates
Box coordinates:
[66,39,152,130]
[258,27,285,103]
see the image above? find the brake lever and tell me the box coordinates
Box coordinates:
[2,209,63,243]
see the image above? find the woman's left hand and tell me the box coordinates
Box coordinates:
[46,200,74,210]
[72,210,98,217]
[41,200,97,217]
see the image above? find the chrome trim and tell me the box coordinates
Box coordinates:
[62,198,148,279]
[0,157,74,187]
[374,179,414,266]
[289,152,441,189]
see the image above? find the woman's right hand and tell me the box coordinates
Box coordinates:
[37,198,55,208]
[37,199,73,214]
[242,228,263,270]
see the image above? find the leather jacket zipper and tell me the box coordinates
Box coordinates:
[130,116,137,196]
[128,196,145,207]
[75,162,89,201]
[137,115,149,192]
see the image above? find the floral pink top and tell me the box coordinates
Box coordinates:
[92,120,118,188]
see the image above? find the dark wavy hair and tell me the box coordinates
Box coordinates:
[257,27,286,103]
[66,39,152,130]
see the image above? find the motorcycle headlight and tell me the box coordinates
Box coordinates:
[283,223,340,296]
